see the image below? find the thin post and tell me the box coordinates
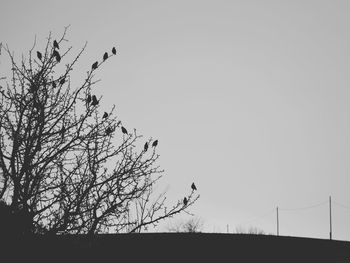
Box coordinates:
[276,206,279,236]
[329,196,332,240]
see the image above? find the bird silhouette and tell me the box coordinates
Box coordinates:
[106,127,113,135]
[37,142,42,151]
[86,94,92,104]
[37,51,42,61]
[144,142,148,152]
[91,95,98,106]
[183,197,188,206]
[191,183,197,191]
[52,81,56,88]
[53,50,61,63]
[112,47,116,55]
[121,126,128,135]
[103,52,108,61]
[92,61,98,70]
[29,84,38,93]
[152,140,158,147]
[53,40,59,49]
[60,125,66,138]
[59,78,65,85]
[103,112,108,119]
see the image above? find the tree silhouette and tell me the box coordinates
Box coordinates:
[166,217,204,233]
[0,28,199,235]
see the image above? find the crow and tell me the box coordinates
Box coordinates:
[60,125,66,138]
[191,183,197,191]
[183,197,188,206]
[112,47,116,55]
[86,94,92,104]
[53,50,61,63]
[37,51,42,61]
[144,142,148,152]
[29,84,38,93]
[92,61,98,70]
[121,126,128,135]
[103,112,108,119]
[152,140,158,147]
[106,127,113,135]
[91,95,98,106]
[53,40,59,49]
[103,52,108,61]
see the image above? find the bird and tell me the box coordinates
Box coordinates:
[91,95,98,106]
[86,94,92,104]
[152,140,158,147]
[59,78,65,85]
[37,51,42,61]
[53,40,59,49]
[121,126,128,135]
[191,183,197,191]
[29,84,38,93]
[144,142,148,152]
[106,127,113,135]
[102,112,108,119]
[103,52,108,61]
[183,197,188,206]
[60,125,66,138]
[112,47,116,55]
[53,50,61,63]
[52,81,56,88]
[37,142,42,151]
[92,61,98,70]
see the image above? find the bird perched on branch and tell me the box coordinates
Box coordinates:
[37,51,42,61]
[191,183,197,191]
[106,127,113,136]
[86,94,92,104]
[60,125,66,139]
[183,197,188,206]
[92,61,98,70]
[102,112,108,119]
[152,140,158,147]
[59,78,65,85]
[144,142,148,152]
[53,50,61,63]
[91,95,98,106]
[53,40,59,49]
[121,126,128,135]
[103,52,108,61]
[112,47,116,55]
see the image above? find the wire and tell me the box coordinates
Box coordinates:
[279,200,328,211]
[333,200,350,211]
[235,208,275,226]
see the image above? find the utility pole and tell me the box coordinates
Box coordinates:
[329,196,332,240]
[276,206,279,236]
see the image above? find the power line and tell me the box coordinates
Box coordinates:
[279,200,328,211]
[333,200,350,211]
[236,208,275,226]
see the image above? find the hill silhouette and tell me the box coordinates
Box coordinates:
[3,233,350,262]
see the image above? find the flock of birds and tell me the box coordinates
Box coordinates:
[36,40,198,207]
[183,182,197,206]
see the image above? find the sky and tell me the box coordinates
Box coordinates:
[1,0,350,240]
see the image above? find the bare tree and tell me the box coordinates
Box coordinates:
[0,27,199,235]
[234,226,266,235]
[167,217,204,233]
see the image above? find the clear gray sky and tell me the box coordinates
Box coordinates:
[2,0,350,240]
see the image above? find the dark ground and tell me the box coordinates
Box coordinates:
[3,233,350,262]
